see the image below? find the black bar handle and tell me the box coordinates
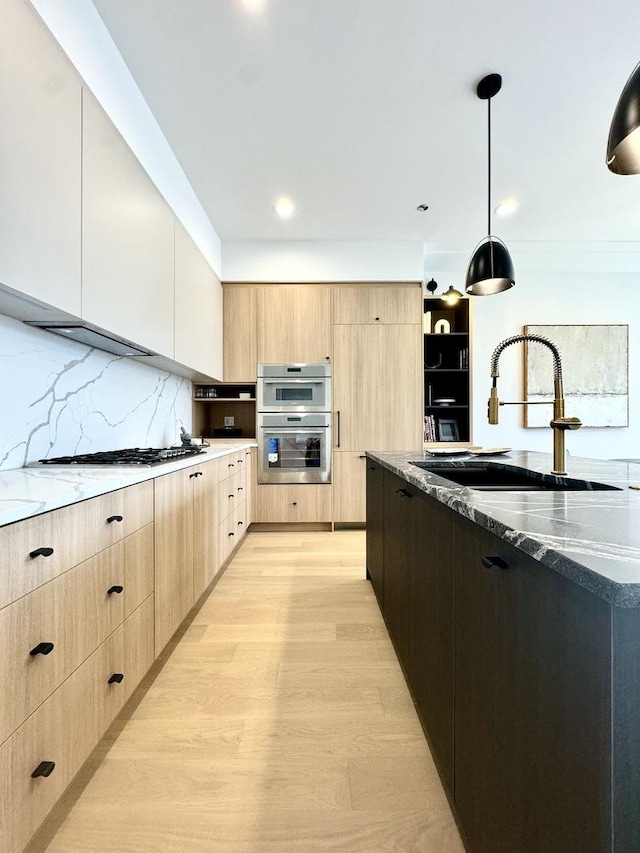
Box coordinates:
[108,673,124,684]
[237,520,244,526]
[238,486,244,492]
[396,488,413,499]
[30,642,54,656]
[31,761,55,778]
[336,411,341,448]
[367,465,376,471]
[228,462,235,468]
[189,471,203,478]
[228,531,235,537]
[29,547,54,559]
[481,556,509,570]
[107,585,124,595]
[359,455,366,459]
[228,493,235,500]
[107,515,123,524]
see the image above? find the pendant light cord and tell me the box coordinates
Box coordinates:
[487,95,492,237]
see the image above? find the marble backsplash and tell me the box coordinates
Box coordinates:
[0,313,192,470]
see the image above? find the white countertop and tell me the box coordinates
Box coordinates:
[0,441,257,527]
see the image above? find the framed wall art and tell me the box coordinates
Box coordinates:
[524,324,629,428]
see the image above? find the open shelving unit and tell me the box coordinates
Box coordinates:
[192,383,256,439]
[423,297,471,443]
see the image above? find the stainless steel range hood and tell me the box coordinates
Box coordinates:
[0,282,156,357]
[23,321,156,357]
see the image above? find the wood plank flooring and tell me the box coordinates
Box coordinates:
[30,531,465,853]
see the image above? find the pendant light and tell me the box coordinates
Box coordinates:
[465,73,515,296]
[607,62,640,174]
[441,285,463,306]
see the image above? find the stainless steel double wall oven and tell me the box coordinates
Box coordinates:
[257,363,332,484]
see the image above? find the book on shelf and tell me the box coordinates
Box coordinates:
[457,347,469,369]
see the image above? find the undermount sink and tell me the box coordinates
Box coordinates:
[410,461,621,492]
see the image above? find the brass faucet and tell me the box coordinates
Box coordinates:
[488,334,582,475]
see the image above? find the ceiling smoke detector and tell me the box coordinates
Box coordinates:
[416,203,429,211]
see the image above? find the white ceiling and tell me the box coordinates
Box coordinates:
[91,0,640,251]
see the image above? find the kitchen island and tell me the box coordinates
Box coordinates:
[366,449,640,853]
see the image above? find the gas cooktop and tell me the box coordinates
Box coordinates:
[38,447,205,466]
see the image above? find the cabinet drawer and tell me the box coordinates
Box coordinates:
[0,480,154,611]
[214,452,244,482]
[0,544,128,745]
[218,504,247,566]
[91,480,154,551]
[216,469,246,524]
[0,597,155,853]
[0,632,103,853]
[123,524,154,616]
[255,484,332,523]
[97,595,155,732]
[0,501,97,610]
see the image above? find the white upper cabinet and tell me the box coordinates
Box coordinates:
[81,90,175,357]
[174,220,223,379]
[0,0,81,314]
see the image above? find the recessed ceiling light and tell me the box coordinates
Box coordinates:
[240,0,266,11]
[273,197,295,218]
[494,198,519,217]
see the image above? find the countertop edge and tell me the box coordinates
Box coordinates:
[367,450,640,608]
[0,441,257,527]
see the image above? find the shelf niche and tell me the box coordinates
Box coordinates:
[193,383,256,439]
[423,297,471,444]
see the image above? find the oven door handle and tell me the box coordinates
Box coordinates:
[261,379,325,384]
[260,429,328,436]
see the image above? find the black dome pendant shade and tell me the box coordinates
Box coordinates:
[607,62,640,174]
[465,73,515,296]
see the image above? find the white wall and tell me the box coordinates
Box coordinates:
[29,0,222,278]
[0,315,192,470]
[427,242,640,460]
[222,240,424,282]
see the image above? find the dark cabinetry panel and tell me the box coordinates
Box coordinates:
[382,470,410,664]
[366,464,640,852]
[407,490,454,790]
[365,460,384,608]
[453,515,611,853]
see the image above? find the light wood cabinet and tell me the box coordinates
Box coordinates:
[0,481,153,611]
[154,451,252,653]
[175,220,223,379]
[0,0,81,315]
[0,523,155,746]
[223,286,258,382]
[192,464,218,600]
[0,597,154,853]
[257,286,332,364]
[333,323,422,451]
[255,484,332,523]
[333,451,368,523]
[332,284,421,325]
[153,468,195,654]
[81,90,175,357]
[0,500,97,610]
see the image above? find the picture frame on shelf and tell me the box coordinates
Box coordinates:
[438,418,459,442]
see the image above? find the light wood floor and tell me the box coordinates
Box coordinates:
[31,531,465,853]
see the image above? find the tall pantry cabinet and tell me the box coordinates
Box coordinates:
[332,286,423,523]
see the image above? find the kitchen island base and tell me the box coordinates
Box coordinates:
[367,456,640,853]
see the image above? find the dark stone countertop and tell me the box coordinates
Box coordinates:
[368,449,640,607]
